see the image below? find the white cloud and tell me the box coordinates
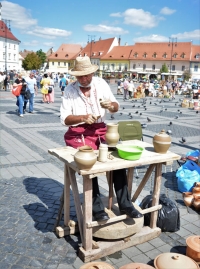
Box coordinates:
[171,29,200,40]
[160,7,176,15]
[43,42,54,47]
[83,24,128,35]
[110,12,122,17]
[133,34,169,42]
[1,0,37,29]
[122,9,162,28]
[22,40,39,46]
[26,27,72,39]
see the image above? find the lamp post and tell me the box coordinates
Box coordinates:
[168,37,177,80]
[88,35,95,60]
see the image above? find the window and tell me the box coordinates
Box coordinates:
[163,53,167,58]
[143,53,147,58]
[134,53,138,58]
[143,64,146,70]
[58,62,60,66]
[8,53,11,60]
[103,64,105,70]
[14,54,16,60]
[153,53,157,58]
[181,53,185,58]
[194,65,198,72]
[68,63,70,67]
[3,52,5,59]
[152,64,155,70]
[173,53,177,58]
[124,64,128,71]
[172,65,175,71]
[14,45,16,50]
[52,62,54,66]
[195,54,200,59]
[133,64,136,69]
[111,64,115,71]
[8,43,11,49]
[119,64,121,71]
[182,66,185,71]
[64,62,66,66]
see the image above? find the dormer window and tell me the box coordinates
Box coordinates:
[65,54,69,57]
[99,52,103,56]
[153,52,157,58]
[163,53,167,58]
[109,55,112,57]
[134,53,138,58]
[92,52,96,56]
[55,53,58,57]
[195,53,200,59]
[143,53,147,58]
[84,53,87,56]
[173,53,177,58]
[121,55,124,57]
[180,53,185,58]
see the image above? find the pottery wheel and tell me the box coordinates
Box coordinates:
[92,198,144,240]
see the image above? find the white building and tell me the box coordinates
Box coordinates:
[0,18,20,73]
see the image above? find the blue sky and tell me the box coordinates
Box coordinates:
[1,0,200,53]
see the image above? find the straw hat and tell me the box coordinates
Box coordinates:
[68,56,99,76]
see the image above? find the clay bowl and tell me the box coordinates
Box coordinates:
[186,235,200,262]
[119,263,154,269]
[80,261,115,269]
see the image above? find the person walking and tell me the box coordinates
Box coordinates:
[35,72,42,90]
[24,72,37,113]
[128,80,135,99]
[123,78,129,100]
[46,73,55,103]
[40,73,50,103]
[59,74,67,96]
[13,74,27,117]
[60,56,143,222]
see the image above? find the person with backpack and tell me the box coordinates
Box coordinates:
[59,74,68,96]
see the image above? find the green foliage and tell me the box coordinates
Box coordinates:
[160,63,169,73]
[22,53,41,70]
[183,69,191,81]
[36,49,46,65]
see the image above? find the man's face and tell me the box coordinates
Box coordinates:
[30,73,35,79]
[76,73,93,87]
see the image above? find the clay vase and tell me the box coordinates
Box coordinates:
[74,145,97,170]
[153,129,171,154]
[182,192,194,207]
[105,123,120,146]
[192,195,200,211]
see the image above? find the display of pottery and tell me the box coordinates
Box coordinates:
[192,184,200,195]
[105,123,120,146]
[182,192,194,207]
[154,252,199,269]
[74,145,97,170]
[119,263,154,269]
[153,129,171,154]
[192,195,200,211]
[186,235,200,263]
[80,261,115,269]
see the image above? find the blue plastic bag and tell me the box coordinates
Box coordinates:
[176,160,200,192]
[186,149,199,158]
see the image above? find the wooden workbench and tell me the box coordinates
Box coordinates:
[48,140,180,262]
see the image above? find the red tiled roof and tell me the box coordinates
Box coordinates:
[48,44,82,60]
[0,20,20,42]
[101,45,133,60]
[73,37,117,59]
[191,45,200,62]
[19,50,35,58]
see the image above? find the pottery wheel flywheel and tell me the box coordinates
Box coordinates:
[92,199,144,240]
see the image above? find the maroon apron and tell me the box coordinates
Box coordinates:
[64,123,107,150]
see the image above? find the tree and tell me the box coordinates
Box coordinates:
[160,63,169,73]
[36,49,46,65]
[183,69,191,81]
[22,53,41,70]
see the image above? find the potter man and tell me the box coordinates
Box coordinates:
[60,56,143,221]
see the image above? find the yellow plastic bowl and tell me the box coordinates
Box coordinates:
[116,144,144,160]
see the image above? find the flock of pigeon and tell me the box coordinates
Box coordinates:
[110,97,199,144]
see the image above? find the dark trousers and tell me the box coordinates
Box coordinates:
[92,168,132,214]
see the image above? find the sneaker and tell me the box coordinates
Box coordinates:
[23,110,26,114]
[19,114,23,117]
[28,111,34,113]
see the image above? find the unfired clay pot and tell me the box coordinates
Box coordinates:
[153,129,171,154]
[182,192,194,207]
[80,261,115,269]
[192,185,200,195]
[119,263,154,269]
[105,123,120,146]
[74,145,97,170]
[192,195,200,211]
[186,235,200,262]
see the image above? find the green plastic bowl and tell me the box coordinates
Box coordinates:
[116,144,144,160]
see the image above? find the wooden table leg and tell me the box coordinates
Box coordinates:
[131,164,155,202]
[67,167,84,243]
[127,167,134,196]
[107,171,113,210]
[64,164,71,226]
[150,163,162,229]
[83,175,93,251]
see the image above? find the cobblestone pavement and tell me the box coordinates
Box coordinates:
[0,83,200,269]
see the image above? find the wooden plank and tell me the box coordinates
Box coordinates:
[79,226,161,262]
[67,167,84,242]
[127,167,134,196]
[150,163,162,229]
[55,225,79,238]
[131,164,155,202]
[64,164,70,226]
[107,171,113,210]
[83,175,93,251]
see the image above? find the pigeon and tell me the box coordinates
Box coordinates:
[175,104,177,106]
[147,117,151,122]
[141,123,147,128]
[129,115,133,119]
[196,111,199,114]
[128,112,131,116]
[175,115,179,119]
[135,111,138,114]
[123,107,125,109]
[160,110,163,113]
[119,112,122,116]
[144,108,147,110]
[150,102,152,104]
[169,121,172,126]
[154,103,157,106]
[179,111,182,114]
[167,130,172,135]
[177,109,180,112]
[138,105,140,108]
[132,105,135,108]
[140,113,142,116]
[182,137,186,143]
[111,115,114,120]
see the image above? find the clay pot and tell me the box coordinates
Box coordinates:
[105,123,120,146]
[192,195,200,211]
[119,263,154,269]
[194,182,200,187]
[182,192,194,207]
[74,145,97,170]
[192,185,200,195]
[154,252,199,269]
[80,261,115,269]
[153,129,171,154]
[186,235,200,262]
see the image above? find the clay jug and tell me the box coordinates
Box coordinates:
[153,129,171,154]
[105,123,119,146]
[192,195,200,211]
[74,145,97,170]
[182,192,194,207]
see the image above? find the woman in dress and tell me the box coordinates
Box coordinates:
[40,74,50,103]
[46,73,55,103]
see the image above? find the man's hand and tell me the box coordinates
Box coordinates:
[82,114,98,124]
[99,99,112,109]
